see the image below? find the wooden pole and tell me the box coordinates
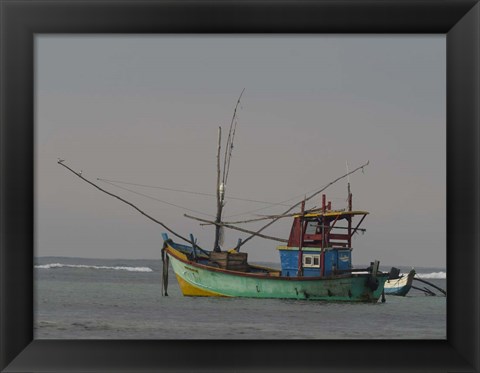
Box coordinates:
[236,161,370,249]
[297,200,305,277]
[414,277,447,296]
[161,248,169,296]
[411,285,436,296]
[211,209,322,225]
[185,214,288,242]
[222,88,245,186]
[214,127,223,252]
[57,160,192,245]
[348,193,352,247]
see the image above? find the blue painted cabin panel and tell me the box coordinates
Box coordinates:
[279,248,352,277]
[337,249,352,271]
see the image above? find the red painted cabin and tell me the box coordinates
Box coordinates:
[278,193,369,277]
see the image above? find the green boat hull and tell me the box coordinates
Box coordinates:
[166,246,387,303]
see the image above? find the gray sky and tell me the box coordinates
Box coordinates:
[35,35,446,267]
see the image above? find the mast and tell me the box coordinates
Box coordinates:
[213,90,244,252]
[214,126,224,252]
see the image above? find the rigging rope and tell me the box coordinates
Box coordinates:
[98,179,216,218]
[223,182,332,219]
[96,178,291,207]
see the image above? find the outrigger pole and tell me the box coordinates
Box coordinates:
[414,277,447,296]
[57,160,192,245]
[196,211,366,228]
[185,213,288,242]
[237,161,369,249]
[213,161,370,249]
[185,161,369,248]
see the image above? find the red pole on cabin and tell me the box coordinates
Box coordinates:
[348,193,352,247]
[321,194,326,277]
[297,200,305,277]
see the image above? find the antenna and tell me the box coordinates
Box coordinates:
[346,161,351,197]
[346,161,352,212]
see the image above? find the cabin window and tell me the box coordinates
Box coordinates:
[305,221,318,235]
[303,254,320,268]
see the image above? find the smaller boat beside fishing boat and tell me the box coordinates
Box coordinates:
[384,269,416,296]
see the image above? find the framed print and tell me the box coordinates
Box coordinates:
[1,0,479,372]
[34,34,448,338]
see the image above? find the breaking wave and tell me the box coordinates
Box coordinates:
[415,272,446,279]
[35,263,153,272]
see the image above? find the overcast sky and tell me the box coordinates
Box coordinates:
[35,35,446,267]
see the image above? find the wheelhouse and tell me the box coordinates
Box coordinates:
[277,193,368,277]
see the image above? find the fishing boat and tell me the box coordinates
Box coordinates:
[161,192,389,302]
[58,92,390,303]
[384,269,416,296]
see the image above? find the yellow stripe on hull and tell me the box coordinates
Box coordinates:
[175,274,229,297]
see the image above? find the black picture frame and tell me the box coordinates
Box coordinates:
[1,1,478,371]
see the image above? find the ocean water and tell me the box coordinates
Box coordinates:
[34,257,446,339]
